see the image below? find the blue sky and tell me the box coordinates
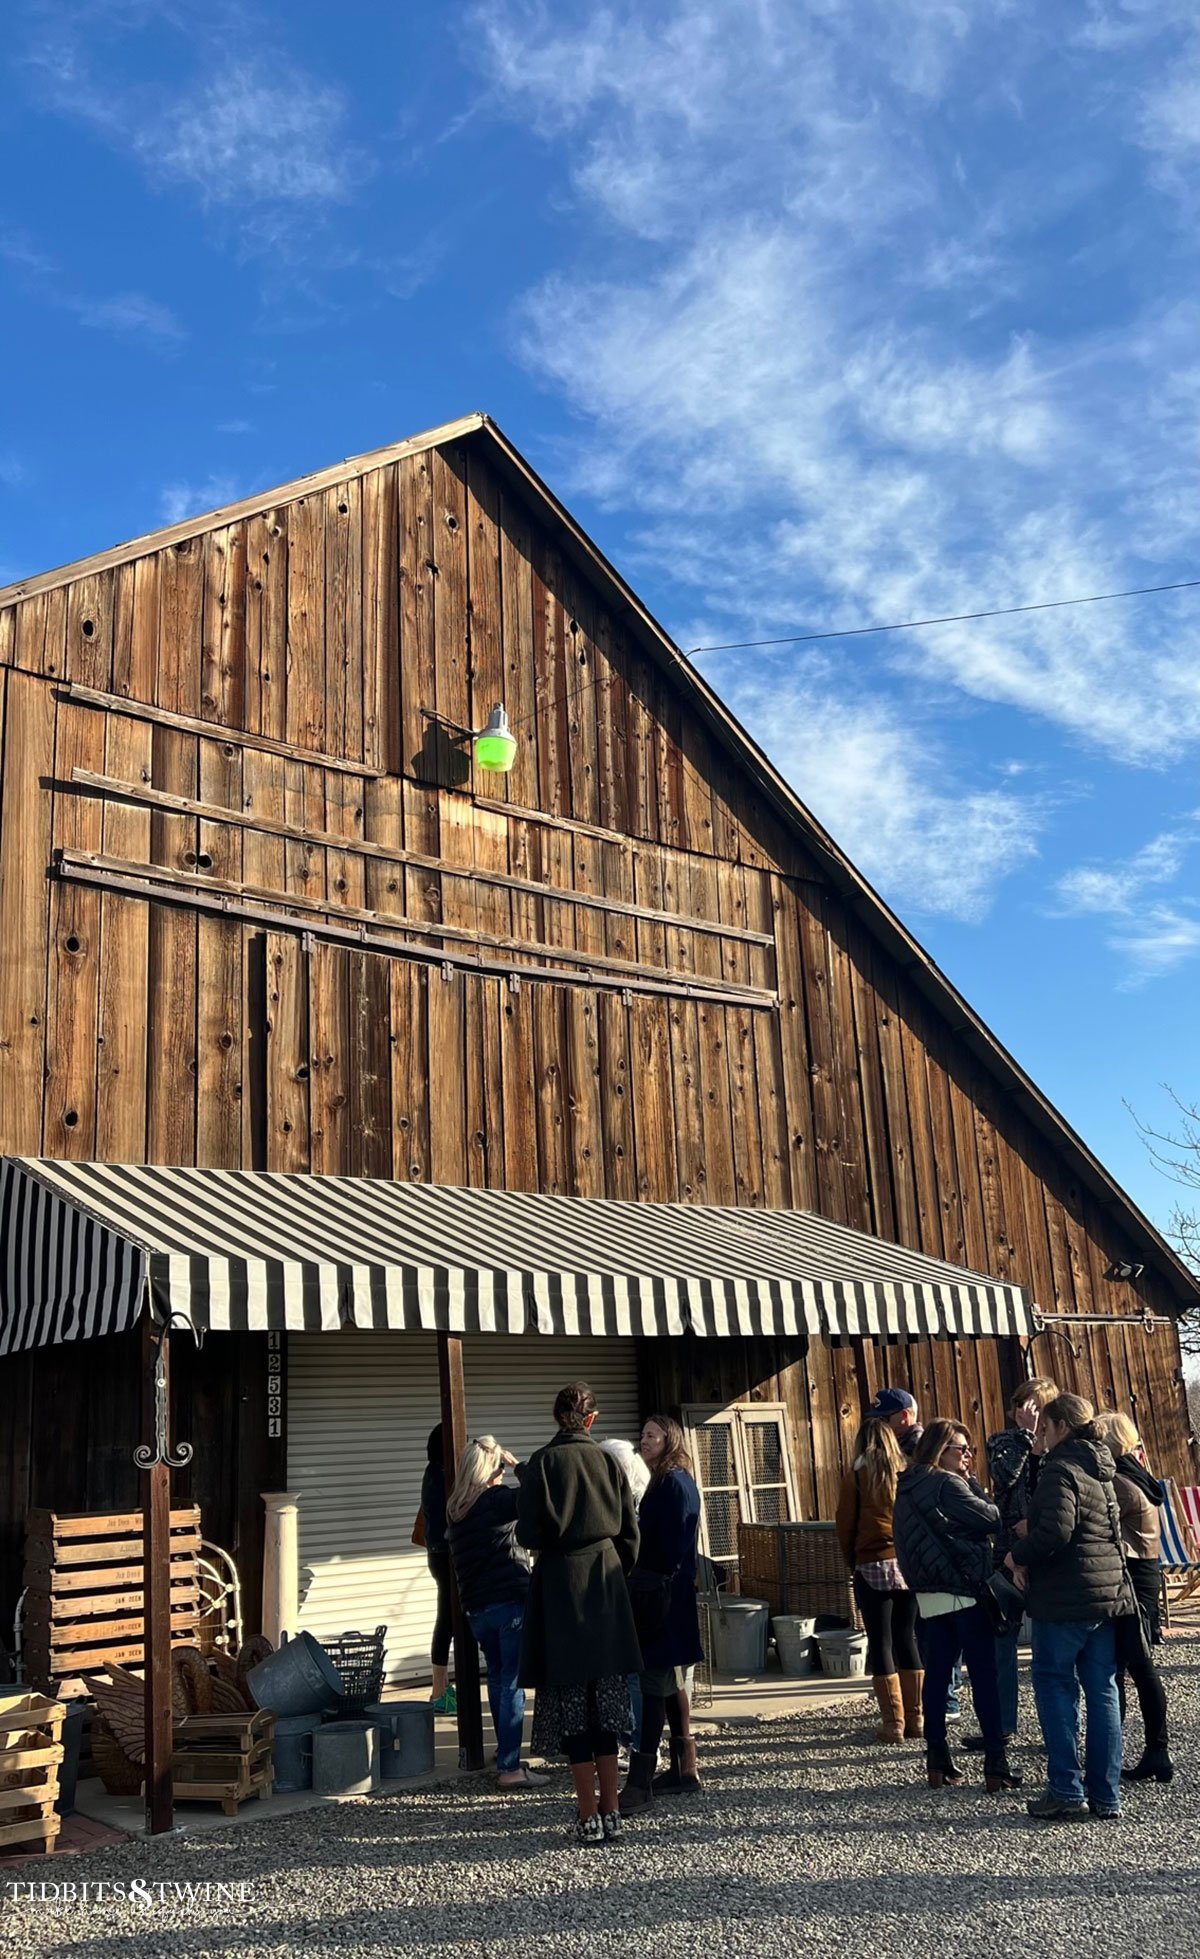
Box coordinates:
[3,0,1199,1241]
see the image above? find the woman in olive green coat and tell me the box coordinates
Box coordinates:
[517,1382,641,1847]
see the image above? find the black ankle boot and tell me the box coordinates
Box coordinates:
[984,1749,1023,1792]
[1121,1747,1174,1784]
[926,1738,965,1788]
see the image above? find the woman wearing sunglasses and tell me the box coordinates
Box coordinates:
[894,1419,1021,1795]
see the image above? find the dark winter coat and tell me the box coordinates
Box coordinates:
[1009,1435,1130,1624]
[446,1474,531,1617]
[420,1462,447,1554]
[893,1464,1000,1595]
[635,1468,703,1669]
[986,1424,1040,1561]
[516,1429,642,1688]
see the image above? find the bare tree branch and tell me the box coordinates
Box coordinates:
[1129,1088,1200,1357]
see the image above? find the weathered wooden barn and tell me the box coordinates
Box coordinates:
[1,413,1196,1745]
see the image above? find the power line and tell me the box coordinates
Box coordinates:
[685,575,1200,658]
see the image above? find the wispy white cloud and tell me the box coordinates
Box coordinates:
[1056,821,1200,915]
[0,226,185,348]
[710,654,1044,923]
[1055,815,1200,981]
[160,473,245,524]
[24,6,368,250]
[68,290,186,344]
[1109,907,1200,985]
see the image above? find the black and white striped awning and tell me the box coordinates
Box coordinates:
[0,1157,1037,1354]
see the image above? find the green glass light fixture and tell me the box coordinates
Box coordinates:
[473,703,517,774]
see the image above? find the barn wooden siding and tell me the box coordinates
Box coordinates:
[0,431,1192,1633]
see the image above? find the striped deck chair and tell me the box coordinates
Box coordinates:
[1159,1479,1200,1622]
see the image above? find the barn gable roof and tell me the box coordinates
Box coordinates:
[3,413,1197,1312]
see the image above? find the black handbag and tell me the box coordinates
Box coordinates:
[628,1566,673,1644]
[936,1488,1025,1636]
[978,1567,1027,1637]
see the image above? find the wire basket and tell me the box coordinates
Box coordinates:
[320,1627,387,1712]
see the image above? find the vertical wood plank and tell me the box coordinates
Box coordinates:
[309,940,350,1173]
[362,461,399,773]
[201,526,247,728]
[629,995,679,1202]
[96,711,152,1161]
[350,950,392,1178]
[265,932,310,1171]
[325,481,363,764]
[0,672,55,1152]
[431,445,470,782]
[44,701,106,1158]
[399,451,437,781]
[286,495,325,753]
[65,572,114,691]
[428,969,468,1185]
[391,960,430,1182]
[498,488,539,810]
[465,452,506,796]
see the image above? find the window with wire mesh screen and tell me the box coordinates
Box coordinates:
[683,1404,799,1575]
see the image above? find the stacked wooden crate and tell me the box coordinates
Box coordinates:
[173,1709,274,1817]
[23,1507,203,1692]
[0,1691,65,1856]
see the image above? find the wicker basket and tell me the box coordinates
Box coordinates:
[90,1717,144,1797]
[738,1523,860,1628]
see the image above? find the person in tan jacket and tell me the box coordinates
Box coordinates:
[836,1418,922,1742]
[1094,1411,1173,1783]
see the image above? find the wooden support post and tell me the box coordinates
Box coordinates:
[436,1329,485,1772]
[141,1318,174,1835]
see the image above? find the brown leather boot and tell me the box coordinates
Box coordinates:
[618,1749,656,1814]
[899,1669,924,1739]
[872,1674,906,1742]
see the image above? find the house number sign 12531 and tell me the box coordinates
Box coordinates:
[267,1331,282,1439]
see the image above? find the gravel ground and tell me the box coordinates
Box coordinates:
[6,1636,1199,1959]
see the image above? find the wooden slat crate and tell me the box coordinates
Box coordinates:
[172,1709,274,1818]
[0,1691,65,1857]
[22,1508,202,1691]
[738,1522,861,1628]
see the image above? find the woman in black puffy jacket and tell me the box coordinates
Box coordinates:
[893,1419,1019,1794]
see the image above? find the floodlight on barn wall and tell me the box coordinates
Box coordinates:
[419,701,517,776]
[472,704,517,774]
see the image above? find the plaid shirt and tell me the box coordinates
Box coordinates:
[855,1557,908,1592]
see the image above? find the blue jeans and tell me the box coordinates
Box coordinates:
[1031,1618,1121,1811]
[921,1604,1004,1749]
[467,1600,526,1773]
[995,1623,1020,1737]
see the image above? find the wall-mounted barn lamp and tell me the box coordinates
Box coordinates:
[1105,1260,1145,1283]
[472,704,517,774]
[421,703,517,776]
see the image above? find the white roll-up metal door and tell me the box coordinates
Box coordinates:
[287,1331,642,1683]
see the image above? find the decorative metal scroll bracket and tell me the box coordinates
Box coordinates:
[134,1313,196,1471]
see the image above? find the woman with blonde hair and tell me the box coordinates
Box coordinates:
[620,1414,703,1814]
[836,1417,922,1744]
[446,1435,546,1789]
[1093,1410,1173,1783]
[1006,1393,1128,1821]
